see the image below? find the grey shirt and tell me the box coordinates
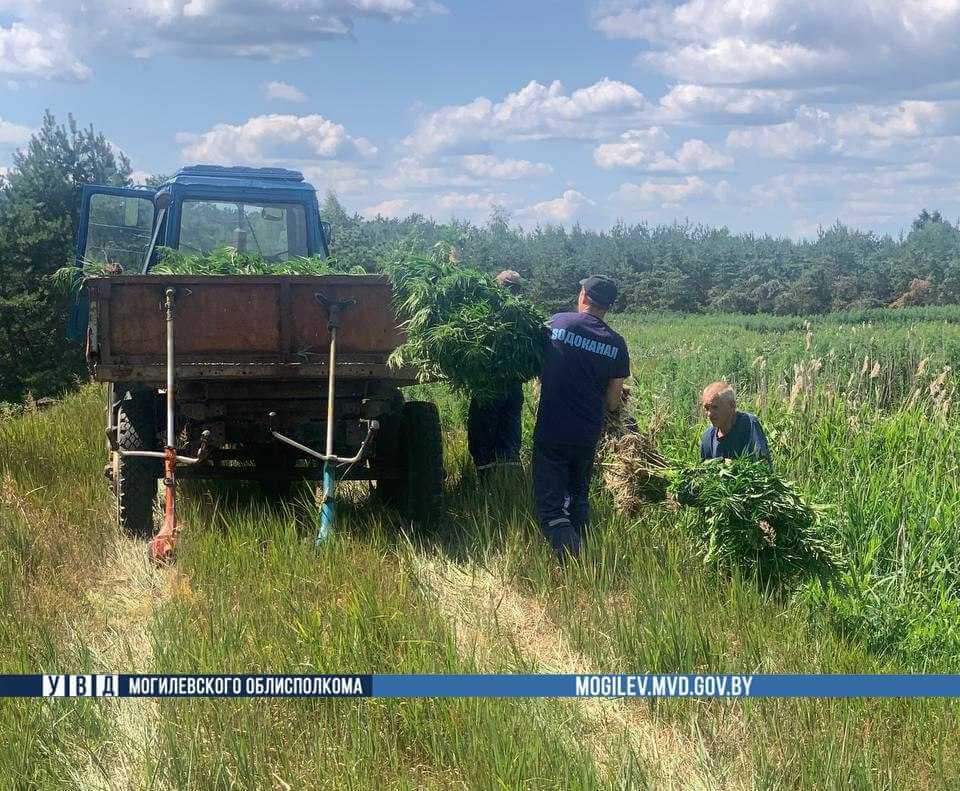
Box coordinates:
[700,411,771,463]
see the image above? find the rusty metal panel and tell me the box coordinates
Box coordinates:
[86,275,407,377]
[289,276,402,356]
[106,280,281,357]
[91,360,419,385]
[99,280,112,361]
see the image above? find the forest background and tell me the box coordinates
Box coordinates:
[2,111,958,404]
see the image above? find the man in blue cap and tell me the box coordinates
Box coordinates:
[533,275,630,560]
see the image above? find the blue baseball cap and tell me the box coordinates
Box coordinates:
[579,275,618,308]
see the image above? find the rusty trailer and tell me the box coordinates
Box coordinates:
[71,167,445,554]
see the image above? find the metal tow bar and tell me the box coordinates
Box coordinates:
[268,292,379,545]
[109,288,210,563]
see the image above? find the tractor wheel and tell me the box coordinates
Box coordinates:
[376,401,445,523]
[115,389,160,538]
[372,411,403,508]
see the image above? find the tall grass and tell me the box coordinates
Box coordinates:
[611,310,960,668]
[0,389,116,787]
[2,307,960,788]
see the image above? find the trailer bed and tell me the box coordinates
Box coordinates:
[84,274,416,383]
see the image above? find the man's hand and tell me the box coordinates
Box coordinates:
[605,378,626,413]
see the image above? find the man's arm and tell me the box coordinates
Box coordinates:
[538,319,554,380]
[605,378,626,413]
[606,337,631,414]
[700,428,712,461]
[751,417,772,464]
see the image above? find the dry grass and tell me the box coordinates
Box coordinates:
[73,535,196,791]
[411,553,743,789]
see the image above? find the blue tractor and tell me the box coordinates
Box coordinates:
[72,166,444,558]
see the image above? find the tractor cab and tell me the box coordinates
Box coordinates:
[69,165,327,338]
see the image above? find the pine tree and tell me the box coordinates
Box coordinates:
[0,111,132,402]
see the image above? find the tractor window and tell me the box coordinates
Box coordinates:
[84,193,155,271]
[179,200,308,261]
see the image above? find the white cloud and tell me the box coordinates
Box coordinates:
[649,38,845,88]
[518,189,594,226]
[726,101,960,161]
[361,191,508,223]
[747,162,960,234]
[177,114,378,164]
[0,21,89,80]
[302,164,371,196]
[657,84,796,124]
[0,117,31,146]
[613,176,728,207]
[0,0,441,79]
[832,101,947,140]
[459,154,553,180]
[382,154,553,191]
[594,129,732,172]
[593,0,960,94]
[129,170,154,185]
[405,77,647,155]
[593,128,669,169]
[667,139,733,171]
[593,2,662,41]
[362,198,411,218]
[381,157,476,190]
[726,113,831,160]
[435,191,507,217]
[264,81,307,103]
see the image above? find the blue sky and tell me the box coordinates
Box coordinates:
[2,0,960,238]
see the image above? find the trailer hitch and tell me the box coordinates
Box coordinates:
[268,414,379,466]
[107,288,210,563]
[267,291,370,545]
[107,426,212,466]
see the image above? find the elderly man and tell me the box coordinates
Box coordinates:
[700,381,771,463]
[533,275,630,560]
[467,270,525,478]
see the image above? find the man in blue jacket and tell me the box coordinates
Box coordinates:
[533,275,630,560]
[699,381,771,463]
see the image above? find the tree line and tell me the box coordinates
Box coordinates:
[2,111,959,403]
[322,198,960,316]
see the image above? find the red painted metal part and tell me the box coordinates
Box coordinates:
[148,445,179,564]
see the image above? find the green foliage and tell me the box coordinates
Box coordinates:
[384,240,547,401]
[612,309,960,668]
[5,321,960,784]
[48,259,113,301]
[48,246,365,300]
[0,111,132,403]
[150,246,364,276]
[323,205,960,317]
[671,458,844,587]
[7,107,960,408]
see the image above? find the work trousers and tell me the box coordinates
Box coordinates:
[467,384,524,472]
[532,440,596,560]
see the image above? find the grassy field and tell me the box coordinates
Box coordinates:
[2,308,960,789]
